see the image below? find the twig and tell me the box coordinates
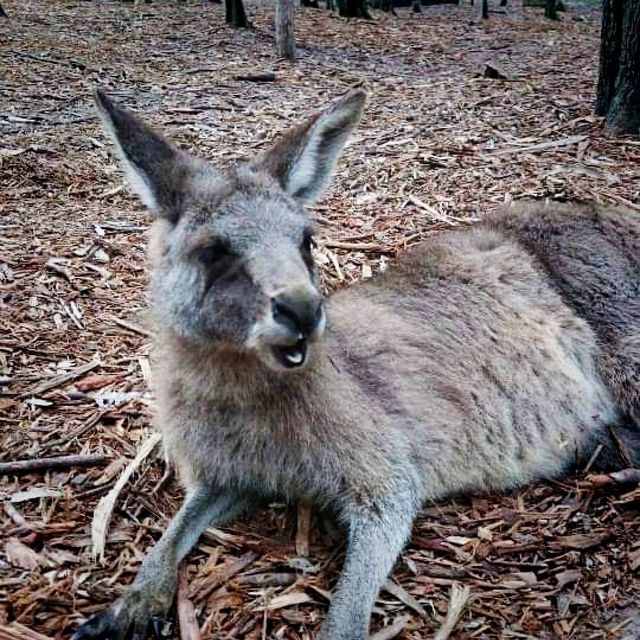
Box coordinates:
[491,134,587,156]
[384,579,429,617]
[185,66,217,75]
[22,360,99,397]
[369,615,411,640]
[0,454,108,475]
[235,72,276,82]
[586,468,640,486]
[191,551,258,601]
[433,583,471,640]
[0,622,54,640]
[43,411,104,449]
[323,239,391,252]
[8,49,92,71]
[92,432,162,560]
[407,194,457,225]
[109,315,154,338]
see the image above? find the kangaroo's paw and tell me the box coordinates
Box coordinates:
[71,587,173,640]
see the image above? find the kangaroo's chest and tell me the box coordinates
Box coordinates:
[160,403,338,501]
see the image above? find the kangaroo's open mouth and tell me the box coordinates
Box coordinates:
[272,338,308,369]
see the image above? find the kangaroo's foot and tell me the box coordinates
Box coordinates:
[72,575,176,640]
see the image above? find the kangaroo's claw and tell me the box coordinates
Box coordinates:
[71,609,122,640]
[151,615,164,640]
[72,591,171,640]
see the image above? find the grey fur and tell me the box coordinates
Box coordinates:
[74,91,639,640]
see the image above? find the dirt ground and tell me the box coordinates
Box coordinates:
[1,1,639,639]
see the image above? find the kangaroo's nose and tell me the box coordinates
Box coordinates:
[271,289,323,337]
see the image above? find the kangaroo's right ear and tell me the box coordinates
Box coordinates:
[94,89,197,222]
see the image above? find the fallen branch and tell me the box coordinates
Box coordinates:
[22,360,99,398]
[235,72,276,82]
[0,454,108,475]
[92,432,162,561]
[9,49,92,71]
[323,239,391,252]
[491,134,587,156]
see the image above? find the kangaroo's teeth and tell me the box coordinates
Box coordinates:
[285,350,303,364]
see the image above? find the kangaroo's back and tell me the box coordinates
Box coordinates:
[488,201,640,426]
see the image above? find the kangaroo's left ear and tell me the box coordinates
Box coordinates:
[253,91,366,205]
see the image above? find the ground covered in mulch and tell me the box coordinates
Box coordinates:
[1,1,639,638]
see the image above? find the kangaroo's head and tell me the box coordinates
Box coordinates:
[95,89,365,371]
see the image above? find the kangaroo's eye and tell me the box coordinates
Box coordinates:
[300,231,315,273]
[198,242,231,265]
[301,231,314,254]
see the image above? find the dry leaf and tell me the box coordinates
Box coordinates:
[5,538,42,570]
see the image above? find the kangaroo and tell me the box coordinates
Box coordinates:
[73,89,640,640]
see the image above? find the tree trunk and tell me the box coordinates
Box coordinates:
[524,0,564,8]
[480,0,488,19]
[596,0,640,133]
[337,0,372,19]
[544,0,557,20]
[596,0,623,116]
[225,0,248,27]
[369,0,393,12]
[276,0,296,61]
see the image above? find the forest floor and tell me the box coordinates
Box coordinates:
[1,1,640,639]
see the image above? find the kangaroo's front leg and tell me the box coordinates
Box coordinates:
[72,486,250,640]
[318,488,419,640]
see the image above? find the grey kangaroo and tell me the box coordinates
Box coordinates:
[74,89,640,640]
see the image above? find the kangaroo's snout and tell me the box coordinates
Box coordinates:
[272,288,323,338]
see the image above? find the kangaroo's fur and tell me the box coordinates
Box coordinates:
[74,90,639,640]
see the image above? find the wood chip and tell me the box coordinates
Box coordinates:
[433,583,471,640]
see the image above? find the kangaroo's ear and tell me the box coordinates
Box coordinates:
[254,90,366,205]
[94,89,200,221]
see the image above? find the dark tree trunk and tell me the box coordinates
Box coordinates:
[337,0,372,19]
[524,0,564,8]
[544,0,557,20]
[225,0,248,27]
[596,0,624,116]
[369,0,394,13]
[596,0,640,133]
[481,0,488,19]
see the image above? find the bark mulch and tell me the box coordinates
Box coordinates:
[1,1,639,639]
